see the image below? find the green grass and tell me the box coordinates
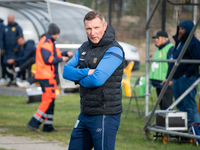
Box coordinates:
[0,81,200,150]
[135,63,146,73]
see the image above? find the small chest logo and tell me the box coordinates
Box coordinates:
[12,27,16,32]
[81,52,86,55]
[96,128,102,132]
[159,53,162,58]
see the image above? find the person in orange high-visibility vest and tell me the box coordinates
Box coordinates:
[27,23,73,132]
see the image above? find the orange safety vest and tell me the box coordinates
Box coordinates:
[35,35,62,79]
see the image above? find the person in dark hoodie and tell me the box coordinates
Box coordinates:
[2,14,23,86]
[163,20,200,124]
[0,18,6,85]
[63,11,125,150]
[149,30,174,110]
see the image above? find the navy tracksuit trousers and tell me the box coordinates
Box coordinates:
[1,54,7,79]
[68,113,121,150]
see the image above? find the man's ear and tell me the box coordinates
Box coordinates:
[104,22,107,32]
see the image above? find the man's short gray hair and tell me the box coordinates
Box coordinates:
[84,10,106,23]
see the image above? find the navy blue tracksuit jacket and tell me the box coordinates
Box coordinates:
[3,22,23,64]
[0,18,5,49]
[167,20,200,79]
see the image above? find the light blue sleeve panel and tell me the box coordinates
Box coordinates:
[79,46,123,88]
[62,48,90,82]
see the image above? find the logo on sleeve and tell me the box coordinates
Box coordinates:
[79,58,85,61]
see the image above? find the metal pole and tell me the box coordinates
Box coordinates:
[193,0,198,24]
[147,58,200,64]
[166,0,200,5]
[145,0,150,121]
[108,0,112,25]
[162,0,166,31]
[143,15,200,131]
[45,0,53,23]
[94,0,97,10]
[145,0,160,29]
[147,127,200,140]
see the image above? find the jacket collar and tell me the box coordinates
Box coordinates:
[158,40,170,50]
[45,33,55,43]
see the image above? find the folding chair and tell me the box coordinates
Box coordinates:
[121,61,134,97]
[125,76,154,118]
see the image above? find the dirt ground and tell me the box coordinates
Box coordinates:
[0,134,68,150]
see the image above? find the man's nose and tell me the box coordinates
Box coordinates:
[91,29,95,36]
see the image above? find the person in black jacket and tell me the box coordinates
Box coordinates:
[7,36,35,76]
[63,11,125,150]
[2,14,23,86]
[0,18,6,86]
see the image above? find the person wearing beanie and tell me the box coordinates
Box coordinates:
[26,23,73,132]
[47,23,60,35]
[164,20,200,124]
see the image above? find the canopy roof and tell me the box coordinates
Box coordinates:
[0,0,44,3]
[0,0,91,44]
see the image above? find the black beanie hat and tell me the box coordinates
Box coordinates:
[47,23,60,35]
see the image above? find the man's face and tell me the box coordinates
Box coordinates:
[51,34,59,40]
[84,17,107,44]
[17,38,25,47]
[8,15,14,25]
[178,26,187,41]
[154,36,165,47]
